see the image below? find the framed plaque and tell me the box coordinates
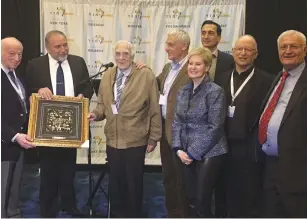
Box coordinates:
[28,93,89,148]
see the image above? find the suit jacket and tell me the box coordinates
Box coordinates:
[156,62,190,145]
[25,54,90,98]
[214,50,234,86]
[219,67,274,160]
[1,70,28,161]
[260,65,307,193]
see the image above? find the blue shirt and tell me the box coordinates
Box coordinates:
[261,62,305,156]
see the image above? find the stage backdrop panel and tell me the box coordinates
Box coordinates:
[40,0,246,165]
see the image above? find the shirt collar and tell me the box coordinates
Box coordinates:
[284,61,306,77]
[212,49,218,58]
[48,54,68,65]
[171,55,188,70]
[1,63,11,74]
[117,65,132,77]
[234,66,254,78]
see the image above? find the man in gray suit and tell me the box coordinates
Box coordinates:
[1,37,35,218]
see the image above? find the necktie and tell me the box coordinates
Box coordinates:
[8,71,17,86]
[116,71,124,109]
[171,62,180,70]
[258,71,289,144]
[56,61,65,95]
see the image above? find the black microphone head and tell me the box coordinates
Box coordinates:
[108,62,114,68]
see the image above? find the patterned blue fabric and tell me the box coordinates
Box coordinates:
[172,76,228,160]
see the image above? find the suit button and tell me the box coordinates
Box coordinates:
[21,127,23,130]
[20,114,24,116]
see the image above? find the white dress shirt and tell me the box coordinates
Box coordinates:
[48,54,75,97]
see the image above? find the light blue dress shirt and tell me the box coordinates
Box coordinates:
[261,62,305,156]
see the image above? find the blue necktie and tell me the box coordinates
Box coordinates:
[116,71,124,109]
[8,71,17,86]
[56,61,65,95]
[8,71,27,113]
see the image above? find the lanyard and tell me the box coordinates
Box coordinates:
[7,73,25,100]
[230,68,255,103]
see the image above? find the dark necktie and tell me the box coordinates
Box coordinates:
[8,71,17,86]
[116,71,124,109]
[56,61,65,95]
[258,71,289,144]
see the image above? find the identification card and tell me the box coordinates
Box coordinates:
[111,104,118,114]
[228,106,235,118]
[159,94,167,105]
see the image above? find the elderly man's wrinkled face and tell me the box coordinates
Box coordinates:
[46,34,69,62]
[165,35,187,62]
[278,34,307,71]
[114,42,133,70]
[1,42,23,70]
[232,36,258,70]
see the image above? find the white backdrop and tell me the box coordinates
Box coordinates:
[40,0,246,165]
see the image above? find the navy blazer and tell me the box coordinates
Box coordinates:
[172,76,228,160]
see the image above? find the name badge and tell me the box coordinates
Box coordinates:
[159,94,167,105]
[228,106,235,118]
[111,104,118,114]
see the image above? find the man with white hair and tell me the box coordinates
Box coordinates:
[156,29,191,217]
[88,40,161,217]
[258,30,307,217]
[1,37,35,218]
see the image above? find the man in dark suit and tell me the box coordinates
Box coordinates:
[1,37,35,218]
[219,35,274,217]
[258,30,307,217]
[200,20,234,217]
[25,30,90,218]
[156,29,191,217]
[200,20,234,87]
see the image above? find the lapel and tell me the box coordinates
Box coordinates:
[281,66,307,125]
[219,68,232,91]
[248,68,265,104]
[170,62,188,91]
[160,63,171,94]
[67,55,77,94]
[43,54,54,93]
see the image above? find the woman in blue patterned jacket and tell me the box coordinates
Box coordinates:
[172,47,228,217]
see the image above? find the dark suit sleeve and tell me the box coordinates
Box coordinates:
[76,57,91,98]
[1,121,17,143]
[25,60,40,95]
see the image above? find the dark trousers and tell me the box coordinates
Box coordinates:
[214,157,228,217]
[1,152,24,218]
[262,156,307,217]
[226,140,263,217]
[39,147,77,218]
[106,145,146,218]
[160,133,189,217]
[184,154,225,218]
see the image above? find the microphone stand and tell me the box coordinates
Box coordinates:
[79,65,109,217]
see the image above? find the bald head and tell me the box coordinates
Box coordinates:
[232,35,258,73]
[1,37,23,70]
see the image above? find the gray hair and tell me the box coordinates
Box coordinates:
[167,29,190,48]
[277,30,306,46]
[45,30,67,46]
[114,40,135,58]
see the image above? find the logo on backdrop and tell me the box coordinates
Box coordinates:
[88,34,112,45]
[206,7,230,19]
[88,8,113,27]
[131,36,150,54]
[127,9,150,28]
[49,6,74,25]
[165,9,191,29]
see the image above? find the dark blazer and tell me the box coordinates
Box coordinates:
[25,54,90,98]
[1,70,28,161]
[260,66,307,193]
[214,50,234,86]
[219,67,274,160]
[156,62,190,145]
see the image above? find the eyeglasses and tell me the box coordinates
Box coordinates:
[115,52,131,59]
[279,44,303,51]
[233,47,257,53]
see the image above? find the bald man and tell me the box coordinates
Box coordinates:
[218,35,274,217]
[1,37,35,218]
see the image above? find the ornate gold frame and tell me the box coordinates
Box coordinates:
[28,93,89,148]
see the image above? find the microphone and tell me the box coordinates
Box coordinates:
[101,62,114,68]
